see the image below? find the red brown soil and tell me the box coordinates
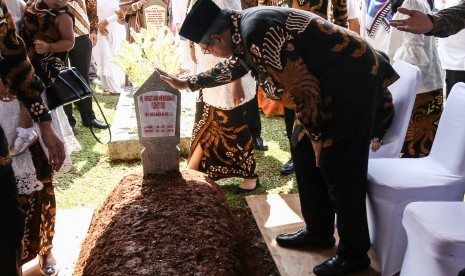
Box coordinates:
[74,170,278,276]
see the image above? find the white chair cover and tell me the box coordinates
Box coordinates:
[401,202,465,276]
[369,60,419,159]
[366,82,465,276]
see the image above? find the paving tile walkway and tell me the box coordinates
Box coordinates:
[22,208,94,276]
[246,194,381,276]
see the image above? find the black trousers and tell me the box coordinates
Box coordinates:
[284,106,295,141]
[64,34,96,126]
[291,129,371,260]
[245,92,262,138]
[0,126,24,276]
[445,70,465,98]
[283,107,295,163]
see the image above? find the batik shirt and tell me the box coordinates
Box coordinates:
[293,0,348,27]
[258,0,348,28]
[187,7,398,145]
[21,0,74,87]
[68,0,98,37]
[427,0,465,37]
[0,0,50,123]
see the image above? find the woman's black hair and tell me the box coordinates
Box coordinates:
[391,0,404,15]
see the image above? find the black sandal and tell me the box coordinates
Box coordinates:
[235,178,260,194]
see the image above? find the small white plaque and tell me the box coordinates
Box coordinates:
[144,4,166,29]
[137,91,177,137]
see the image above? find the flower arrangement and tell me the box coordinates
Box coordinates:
[113,26,181,88]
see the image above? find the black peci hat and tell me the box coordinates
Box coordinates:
[179,0,221,43]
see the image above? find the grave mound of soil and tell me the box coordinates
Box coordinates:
[74,170,276,275]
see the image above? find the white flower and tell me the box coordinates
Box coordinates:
[112,26,181,87]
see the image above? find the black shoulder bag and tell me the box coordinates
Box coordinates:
[45,67,111,144]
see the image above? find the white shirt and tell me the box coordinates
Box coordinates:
[435,0,465,71]
[387,0,443,93]
[5,0,25,32]
[359,0,390,52]
[348,0,361,20]
[190,0,256,109]
[171,0,187,26]
[68,0,92,37]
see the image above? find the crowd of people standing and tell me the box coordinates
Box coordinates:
[0,0,112,274]
[160,0,465,275]
[1,0,464,275]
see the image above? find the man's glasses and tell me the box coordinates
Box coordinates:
[202,41,211,55]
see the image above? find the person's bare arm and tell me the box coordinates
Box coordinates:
[0,1,65,170]
[120,0,147,17]
[86,0,98,46]
[348,18,360,34]
[390,2,465,37]
[389,8,434,34]
[159,58,249,91]
[34,13,74,54]
[231,79,245,106]
[90,31,97,47]
[37,122,65,171]
[158,69,189,90]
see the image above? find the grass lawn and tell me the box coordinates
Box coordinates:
[55,90,298,210]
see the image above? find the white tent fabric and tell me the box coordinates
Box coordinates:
[366,82,465,276]
[369,60,419,159]
[401,201,465,276]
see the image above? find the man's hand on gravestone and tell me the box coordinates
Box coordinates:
[157,69,189,90]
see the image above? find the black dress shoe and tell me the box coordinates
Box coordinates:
[83,118,108,129]
[313,254,371,276]
[253,137,268,151]
[276,228,335,248]
[280,159,294,175]
[235,178,260,194]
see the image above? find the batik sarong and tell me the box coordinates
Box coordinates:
[190,96,257,180]
[401,89,443,158]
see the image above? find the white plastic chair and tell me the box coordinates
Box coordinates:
[369,60,420,159]
[366,82,465,276]
[401,201,465,276]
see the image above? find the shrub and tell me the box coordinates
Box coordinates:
[113,26,181,88]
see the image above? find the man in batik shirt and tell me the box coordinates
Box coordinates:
[159,0,399,274]
[0,1,65,274]
[258,0,349,176]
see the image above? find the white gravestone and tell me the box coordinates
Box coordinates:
[134,71,181,175]
[143,0,167,30]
